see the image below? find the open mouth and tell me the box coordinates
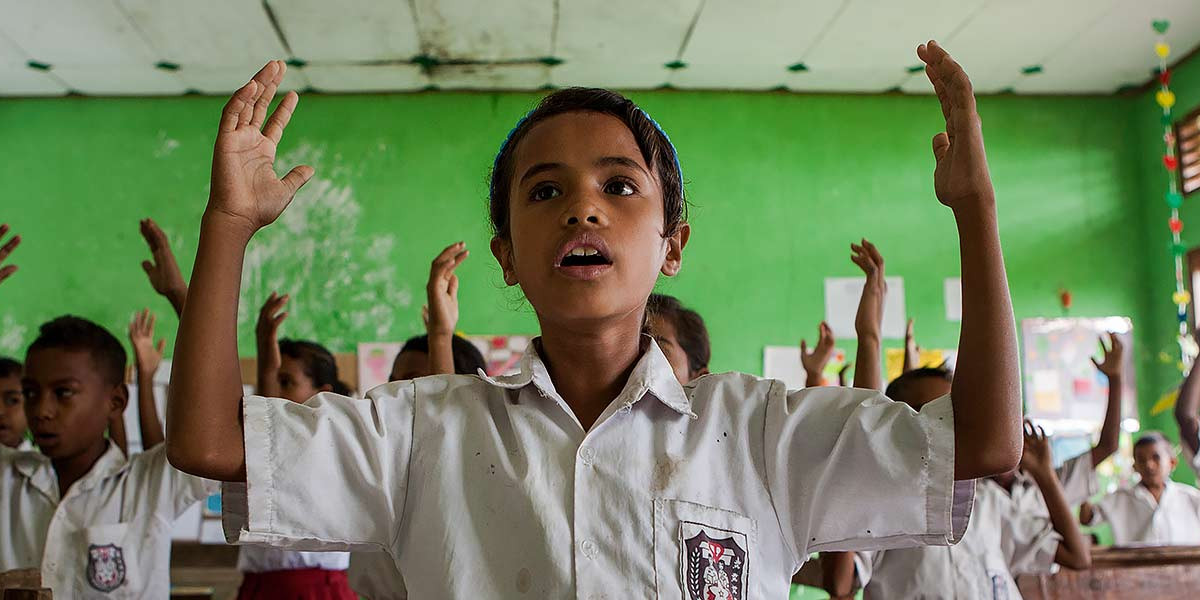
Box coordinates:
[34,432,59,445]
[555,237,614,280]
[559,246,613,267]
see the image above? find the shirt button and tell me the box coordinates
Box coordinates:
[580,539,597,559]
[579,446,596,465]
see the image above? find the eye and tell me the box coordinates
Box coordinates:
[604,178,636,196]
[530,183,561,201]
[54,387,74,400]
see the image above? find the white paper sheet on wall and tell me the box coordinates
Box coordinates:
[944,277,962,322]
[823,277,906,339]
[763,346,806,390]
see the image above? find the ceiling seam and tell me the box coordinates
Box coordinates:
[261,0,296,58]
[674,0,709,61]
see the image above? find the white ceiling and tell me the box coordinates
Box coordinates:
[1,0,1198,97]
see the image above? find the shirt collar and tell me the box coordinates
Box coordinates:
[12,441,128,500]
[477,335,696,419]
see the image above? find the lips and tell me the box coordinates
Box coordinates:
[555,234,614,281]
[33,432,59,447]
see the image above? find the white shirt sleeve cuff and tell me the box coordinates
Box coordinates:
[919,394,975,545]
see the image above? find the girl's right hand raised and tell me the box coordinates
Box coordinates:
[208,60,314,236]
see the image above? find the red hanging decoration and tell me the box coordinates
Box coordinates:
[1059,289,1072,311]
[1160,69,1172,85]
[1165,155,1179,170]
[1171,217,1184,234]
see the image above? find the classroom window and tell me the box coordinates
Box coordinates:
[1176,105,1200,196]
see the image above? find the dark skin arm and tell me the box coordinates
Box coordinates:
[1022,421,1091,570]
[426,242,468,375]
[0,223,19,286]
[800,322,835,388]
[903,318,920,373]
[1090,333,1124,466]
[819,240,889,598]
[139,218,189,317]
[129,308,167,450]
[166,61,314,481]
[919,41,1022,478]
[255,292,289,397]
[1175,329,1200,457]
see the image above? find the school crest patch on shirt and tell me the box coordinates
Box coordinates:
[86,544,127,592]
[681,527,747,600]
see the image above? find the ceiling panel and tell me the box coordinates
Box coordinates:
[670,63,789,91]
[681,0,843,67]
[430,64,548,90]
[804,0,987,72]
[0,31,29,66]
[550,61,669,90]
[176,65,311,94]
[556,0,701,64]
[306,64,429,92]
[53,66,187,95]
[413,0,553,61]
[116,0,287,66]
[786,67,907,94]
[0,0,157,66]
[0,67,68,96]
[268,0,421,62]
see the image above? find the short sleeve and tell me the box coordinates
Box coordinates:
[1183,434,1200,478]
[222,381,416,553]
[132,444,220,518]
[1003,513,1061,575]
[1054,452,1097,506]
[763,383,973,562]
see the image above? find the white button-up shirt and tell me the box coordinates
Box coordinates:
[223,339,971,598]
[1,443,216,598]
[858,478,1062,600]
[1089,481,1200,545]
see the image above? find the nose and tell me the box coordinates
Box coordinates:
[28,393,56,421]
[561,189,607,228]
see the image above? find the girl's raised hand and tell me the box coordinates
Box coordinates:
[917,41,994,212]
[426,242,469,338]
[851,239,886,340]
[800,322,836,385]
[209,61,314,236]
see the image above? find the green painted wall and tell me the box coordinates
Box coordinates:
[0,89,1146,403]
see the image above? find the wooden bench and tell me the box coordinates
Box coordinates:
[1016,546,1200,599]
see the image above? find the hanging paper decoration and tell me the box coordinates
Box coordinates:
[1153,20,1195,369]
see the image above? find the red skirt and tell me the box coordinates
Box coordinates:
[236,569,357,600]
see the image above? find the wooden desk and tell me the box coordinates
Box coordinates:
[1016,546,1200,599]
[169,542,242,600]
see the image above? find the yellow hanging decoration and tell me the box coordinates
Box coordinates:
[1156,42,1171,58]
[1174,290,1191,305]
[1158,89,1176,109]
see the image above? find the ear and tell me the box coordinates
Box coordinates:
[660,223,691,277]
[110,383,129,417]
[690,366,710,380]
[490,236,519,286]
[317,383,333,393]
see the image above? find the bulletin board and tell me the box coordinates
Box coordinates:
[1020,317,1136,434]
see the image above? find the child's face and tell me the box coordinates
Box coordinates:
[1133,440,1176,486]
[0,373,28,448]
[492,111,688,329]
[896,377,952,411]
[390,350,430,381]
[22,348,125,461]
[277,356,329,404]
[646,312,697,385]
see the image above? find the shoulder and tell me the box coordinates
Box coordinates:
[363,373,488,402]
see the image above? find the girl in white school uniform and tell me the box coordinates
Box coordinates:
[167,41,1024,598]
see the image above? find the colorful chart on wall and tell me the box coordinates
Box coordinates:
[1020,317,1136,434]
[466,335,532,376]
[884,348,957,383]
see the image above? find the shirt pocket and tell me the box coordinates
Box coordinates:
[76,522,140,599]
[653,498,757,600]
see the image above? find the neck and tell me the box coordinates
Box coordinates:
[1141,479,1167,500]
[52,438,108,497]
[537,308,645,431]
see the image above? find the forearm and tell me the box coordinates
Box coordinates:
[1091,374,1122,465]
[255,355,281,397]
[136,370,165,450]
[820,552,857,597]
[166,287,187,319]
[950,202,1021,478]
[853,332,881,391]
[1034,468,1091,569]
[428,332,456,376]
[1177,363,1200,456]
[805,371,824,388]
[166,212,251,481]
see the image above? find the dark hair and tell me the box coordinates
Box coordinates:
[885,366,954,406]
[488,87,686,240]
[26,316,126,386]
[646,293,710,374]
[398,334,488,376]
[279,339,350,395]
[1134,431,1172,452]
[0,357,20,379]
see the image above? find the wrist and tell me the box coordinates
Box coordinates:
[201,209,258,245]
[951,195,998,227]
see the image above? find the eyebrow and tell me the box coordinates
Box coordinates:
[518,155,651,186]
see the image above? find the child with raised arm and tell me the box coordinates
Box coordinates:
[168,44,1021,597]
[0,223,19,286]
[1080,432,1200,546]
[1,316,216,597]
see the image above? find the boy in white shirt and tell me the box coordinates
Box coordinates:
[1,316,217,598]
[0,357,30,450]
[167,42,1023,598]
[1081,432,1200,546]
